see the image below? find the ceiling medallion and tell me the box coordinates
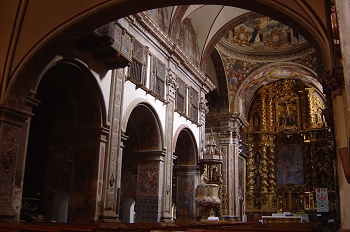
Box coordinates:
[266,28,286,48]
[233,26,250,46]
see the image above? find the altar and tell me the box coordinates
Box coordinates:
[262,215,303,224]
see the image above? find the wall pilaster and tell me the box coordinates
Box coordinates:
[0,103,36,221]
[161,68,177,221]
[102,68,124,221]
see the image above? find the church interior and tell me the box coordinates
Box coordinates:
[1,0,350,231]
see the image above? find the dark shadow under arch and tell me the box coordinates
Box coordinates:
[121,103,164,222]
[173,128,198,221]
[23,61,106,223]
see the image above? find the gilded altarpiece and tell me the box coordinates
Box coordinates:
[246,79,335,219]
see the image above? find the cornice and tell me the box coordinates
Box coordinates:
[217,39,315,63]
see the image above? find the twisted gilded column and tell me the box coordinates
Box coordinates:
[260,90,267,131]
[268,93,274,131]
[267,145,276,192]
[260,145,269,192]
[295,96,301,130]
[305,88,314,128]
[246,144,255,193]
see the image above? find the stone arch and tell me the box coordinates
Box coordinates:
[174,128,198,166]
[123,102,164,152]
[6,0,330,112]
[173,128,199,222]
[121,103,164,222]
[22,60,107,223]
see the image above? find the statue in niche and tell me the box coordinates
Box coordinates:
[315,108,323,123]
[286,110,296,126]
[255,198,262,207]
[255,172,262,190]
[279,112,286,126]
[253,113,260,129]
[255,151,261,164]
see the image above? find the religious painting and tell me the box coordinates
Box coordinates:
[137,164,158,195]
[276,144,304,185]
[316,188,329,212]
[228,61,245,92]
[225,17,305,51]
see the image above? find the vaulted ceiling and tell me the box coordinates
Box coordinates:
[1,0,335,113]
[156,4,326,115]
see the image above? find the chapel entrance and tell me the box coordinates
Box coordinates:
[173,129,199,222]
[23,61,106,223]
[121,103,164,222]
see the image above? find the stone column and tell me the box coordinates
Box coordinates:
[0,93,39,221]
[161,68,177,221]
[218,117,242,219]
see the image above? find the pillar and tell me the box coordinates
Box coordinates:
[161,68,177,221]
[0,93,39,221]
[101,68,124,221]
[218,117,243,220]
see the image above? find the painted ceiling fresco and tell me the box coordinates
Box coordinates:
[215,16,318,117]
[224,17,307,52]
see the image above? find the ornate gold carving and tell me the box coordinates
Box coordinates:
[234,26,250,46]
[266,28,286,47]
[306,88,327,129]
[246,79,334,214]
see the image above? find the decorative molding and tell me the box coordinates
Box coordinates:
[217,40,315,63]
